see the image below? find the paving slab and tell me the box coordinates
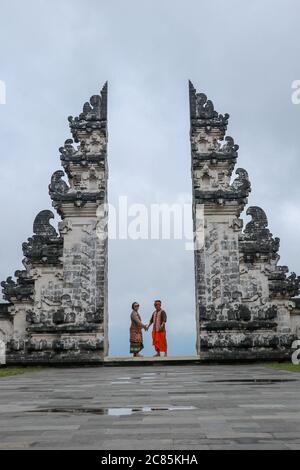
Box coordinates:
[0,364,299,449]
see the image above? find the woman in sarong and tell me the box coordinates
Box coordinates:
[130,302,147,357]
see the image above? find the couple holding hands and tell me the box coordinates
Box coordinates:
[130,300,168,357]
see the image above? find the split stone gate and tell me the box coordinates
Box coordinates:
[0,82,299,364]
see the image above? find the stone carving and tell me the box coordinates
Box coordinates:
[239,206,280,261]
[59,136,107,168]
[230,168,251,195]
[195,93,218,119]
[68,82,108,142]
[194,166,251,205]
[245,206,268,231]
[33,210,58,238]
[49,184,104,214]
[269,270,300,298]
[49,170,69,196]
[1,270,34,302]
[58,220,72,235]
[59,139,78,160]
[219,136,239,154]
[189,81,229,133]
[22,210,63,266]
[80,134,107,155]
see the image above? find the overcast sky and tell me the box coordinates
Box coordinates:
[0,0,299,356]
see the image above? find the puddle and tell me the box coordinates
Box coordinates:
[207,379,297,384]
[29,405,196,416]
[110,373,158,384]
[111,382,131,384]
[109,376,297,386]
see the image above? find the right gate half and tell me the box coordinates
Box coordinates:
[189,81,299,361]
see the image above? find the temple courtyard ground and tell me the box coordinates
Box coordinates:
[0,362,300,450]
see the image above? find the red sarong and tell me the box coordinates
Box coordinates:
[152,331,167,353]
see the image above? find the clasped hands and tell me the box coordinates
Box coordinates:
[143,324,163,332]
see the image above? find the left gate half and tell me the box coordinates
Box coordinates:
[0,84,109,364]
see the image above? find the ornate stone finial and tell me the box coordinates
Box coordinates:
[1,213,61,302]
[1,271,34,302]
[68,82,108,143]
[32,210,58,238]
[49,167,104,215]
[49,171,69,199]
[59,139,77,160]
[22,210,63,266]
[286,273,300,297]
[1,277,15,302]
[269,269,300,299]
[230,168,251,196]
[244,207,268,232]
[240,206,280,262]
[195,93,218,119]
[189,81,229,133]
[220,136,239,155]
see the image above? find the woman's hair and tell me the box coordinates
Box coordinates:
[132,302,139,309]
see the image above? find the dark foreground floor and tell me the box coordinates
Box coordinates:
[0,364,300,450]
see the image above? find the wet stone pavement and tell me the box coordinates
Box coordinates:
[0,364,300,450]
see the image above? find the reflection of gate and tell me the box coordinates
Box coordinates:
[0,340,6,365]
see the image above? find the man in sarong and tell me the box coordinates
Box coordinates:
[147,300,168,357]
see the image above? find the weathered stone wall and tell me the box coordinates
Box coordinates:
[291,298,300,337]
[0,304,13,346]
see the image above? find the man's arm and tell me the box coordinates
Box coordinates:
[147,313,154,329]
[160,310,167,330]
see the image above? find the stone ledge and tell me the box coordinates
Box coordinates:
[204,321,278,331]
[26,323,102,333]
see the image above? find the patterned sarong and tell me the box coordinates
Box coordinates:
[130,311,144,354]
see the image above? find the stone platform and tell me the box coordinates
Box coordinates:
[104,355,202,366]
[0,364,300,450]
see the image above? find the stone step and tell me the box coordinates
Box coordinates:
[104,355,202,366]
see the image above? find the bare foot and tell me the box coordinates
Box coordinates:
[153,353,160,357]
